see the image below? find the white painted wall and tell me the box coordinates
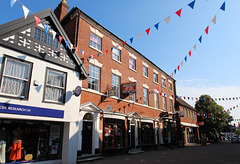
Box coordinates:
[0,46,83,164]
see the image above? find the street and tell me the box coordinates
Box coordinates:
[84,141,240,164]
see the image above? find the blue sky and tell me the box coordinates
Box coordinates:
[1,0,239,125]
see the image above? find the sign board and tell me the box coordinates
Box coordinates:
[122,82,136,94]
[108,89,115,96]
[175,111,184,117]
[0,102,64,118]
[105,105,113,112]
[160,112,168,118]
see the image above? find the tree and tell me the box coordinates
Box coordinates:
[195,95,232,141]
[235,129,240,137]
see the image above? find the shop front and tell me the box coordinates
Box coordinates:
[154,117,163,146]
[141,118,154,149]
[103,113,126,152]
[0,119,63,163]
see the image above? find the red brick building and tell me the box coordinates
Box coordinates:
[176,97,200,145]
[54,0,177,155]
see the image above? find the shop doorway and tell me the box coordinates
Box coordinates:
[82,113,93,154]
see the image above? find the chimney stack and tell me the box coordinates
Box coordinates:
[54,0,70,21]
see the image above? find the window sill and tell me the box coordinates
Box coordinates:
[143,75,149,79]
[112,58,122,64]
[89,45,103,54]
[162,86,166,89]
[43,100,65,105]
[129,67,137,72]
[153,81,158,85]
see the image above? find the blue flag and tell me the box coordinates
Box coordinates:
[199,35,202,43]
[130,37,134,44]
[188,0,195,9]
[154,23,159,30]
[11,0,17,8]
[220,2,225,11]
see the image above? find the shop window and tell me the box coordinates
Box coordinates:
[141,122,153,145]
[0,120,63,163]
[0,57,32,99]
[103,118,125,149]
[44,69,66,104]
[88,64,100,91]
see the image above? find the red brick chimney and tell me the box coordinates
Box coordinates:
[54,0,70,21]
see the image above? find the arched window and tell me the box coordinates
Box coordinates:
[83,113,93,121]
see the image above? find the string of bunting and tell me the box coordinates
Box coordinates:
[170,1,225,78]
[177,96,240,102]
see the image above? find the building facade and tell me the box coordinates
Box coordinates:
[54,0,177,156]
[175,97,200,145]
[0,9,88,164]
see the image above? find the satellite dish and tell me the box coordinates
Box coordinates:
[73,86,81,97]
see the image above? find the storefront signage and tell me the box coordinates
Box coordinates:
[160,112,168,118]
[197,122,204,126]
[0,102,64,118]
[122,82,136,94]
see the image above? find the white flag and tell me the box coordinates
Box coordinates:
[22,5,30,19]
[164,16,170,24]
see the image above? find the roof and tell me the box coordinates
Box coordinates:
[176,97,196,111]
[61,7,175,82]
[0,8,88,79]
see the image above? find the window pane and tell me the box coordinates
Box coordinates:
[45,86,64,102]
[112,74,120,97]
[41,31,47,43]
[143,88,148,105]
[112,47,121,62]
[47,71,65,88]
[53,37,58,49]
[34,28,41,41]
[88,64,100,91]
[129,58,135,70]
[47,34,53,46]
[90,33,101,51]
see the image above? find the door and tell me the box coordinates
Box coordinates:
[131,125,135,148]
[82,121,93,154]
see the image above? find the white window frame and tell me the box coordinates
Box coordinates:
[154,92,159,109]
[169,82,173,91]
[112,47,121,62]
[163,95,167,110]
[112,74,120,98]
[44,68,66,104]
[129,57,136,70]
[153,73,158,83]
[90,32,102,51]
[143,88,149,106]
[162,78,166,88]
[0,57,32,99]
[129,93,136,102]
[143,66,148,77]
[88,64,100,92]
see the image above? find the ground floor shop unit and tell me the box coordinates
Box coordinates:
[78,102,178,157]
[181,122,200,145]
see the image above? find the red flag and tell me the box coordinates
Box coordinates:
[106,50,108,54]
[75,47,78,52]
[122,41,126,47]
[34,15,40,27]
[205,26,209,34]
[59,35,63,44]
[169,75,171,80]
[176,9,182,17]
[177,65,180,70]
[145,28,151,35]
[189,50,191,57]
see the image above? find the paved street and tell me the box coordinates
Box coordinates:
[84,141,240,164]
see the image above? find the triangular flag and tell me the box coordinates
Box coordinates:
[174,69,176,74]
[212,15,217,24]
[137,33,141,40]
[106,50,108,54]
[111,47,113,52]
[75,47,78,52]
[205,26,209,34]
[69,43,73,50]
[198,35,202,43]
[181,61,183,67]
[130,37,134,44]
[177,65,180,70]
[79,49,81,53]
[176,9,182,17]
[171,72,173,77]
[22,5,30,19]
[189,50,192,57]
[193,44,196,50]
[44,24,49,34]
[65,40,68,48]
[58,35,63,44]
[220,2,225,11]
[97,53,100,58]
[10,0,17,8]
[145,28,150,35]
[184,56,187,62]
[188,0,195,9]
[34,15,41,27]
[52,30,56,39]
[122,41,126,47]
[164,16,170,24]
[82,51,84,55]
[154,23,159,30]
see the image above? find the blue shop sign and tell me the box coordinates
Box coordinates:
[0,102,64,118]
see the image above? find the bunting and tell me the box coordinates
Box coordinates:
[34,15,40,27]
[10,0,17,8]
[22,5,29,19]
[176,9,182,17]
[145,28,151,35]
